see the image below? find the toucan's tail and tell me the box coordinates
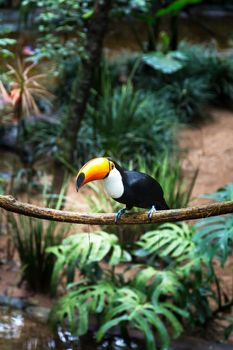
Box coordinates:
[158,198,169,210]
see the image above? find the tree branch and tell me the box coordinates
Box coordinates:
[0,195,233,225]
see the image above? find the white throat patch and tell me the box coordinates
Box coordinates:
[102,168,124,199]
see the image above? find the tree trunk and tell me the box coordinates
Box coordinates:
[65,0,112,164]
[169,14,179,51]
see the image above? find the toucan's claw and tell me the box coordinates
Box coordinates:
[115,208,126,223]
[148,205,156,221]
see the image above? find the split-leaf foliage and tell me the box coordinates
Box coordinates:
[49,183,233,349]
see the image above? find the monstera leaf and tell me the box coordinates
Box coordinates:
[136,223,195,261]
[48,231,132,292]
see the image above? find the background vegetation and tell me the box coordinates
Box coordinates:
[0,0,233,349]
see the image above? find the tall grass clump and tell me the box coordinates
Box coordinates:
[80,68,179,165]
[9,179,70,293]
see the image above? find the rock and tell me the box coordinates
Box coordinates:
[0,295,29,309]
[26,306,51,324]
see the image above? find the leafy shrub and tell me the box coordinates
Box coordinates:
[0,59,54,121]
[49,183,233,347]
[49,229,187,350]
[178,42,233,107]
[19,72,178,169]
[128,42,233,123]
[158,77,213,123]
[194,183,233,266]
[82,78,178,165]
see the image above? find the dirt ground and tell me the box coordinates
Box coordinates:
[180,109,233,203]
[0,108,233,346]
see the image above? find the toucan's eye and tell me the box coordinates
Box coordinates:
[110,163,115,170]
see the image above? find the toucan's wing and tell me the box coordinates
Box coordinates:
[122,170,168,209]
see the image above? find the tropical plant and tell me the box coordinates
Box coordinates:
[84,72,178,165]
[142,50,187,74]
[0,58,53,121]
[178,42,233,108]
[48,230,132,294]
[131,42,233,123]
[49,228,186,350]
[49,182,233,347]
[158,76,213,123]
[9,178,70,292]
[136,223,195,262]
[201,182,233,202]
[96,287,186,350]
[194,183,233,266]
[135,218,232,328]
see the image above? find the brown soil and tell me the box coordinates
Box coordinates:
[180,109,233,204]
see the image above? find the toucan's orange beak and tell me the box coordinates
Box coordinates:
[76,157,112,191]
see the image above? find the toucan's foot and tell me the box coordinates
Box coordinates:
[148,205,156,221]
[115,208,126,223]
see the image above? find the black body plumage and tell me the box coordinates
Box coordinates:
[113,162,169,211]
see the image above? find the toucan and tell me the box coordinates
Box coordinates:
[76,157,169,221]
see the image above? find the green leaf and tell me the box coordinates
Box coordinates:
[156,0,202,17]
[134,316,156,350]
[143,52,184,74]
[82,9,94,19]
[141,309,169,350]
[96,315,129,341]
[138,223,195,261]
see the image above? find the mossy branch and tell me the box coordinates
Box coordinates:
[0,195,233,225]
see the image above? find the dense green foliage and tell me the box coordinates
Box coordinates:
[20,74,178,167]
[0,1,233,348]
[48,183,233,348]
[15,40,233,169]
[132,43,233,122]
